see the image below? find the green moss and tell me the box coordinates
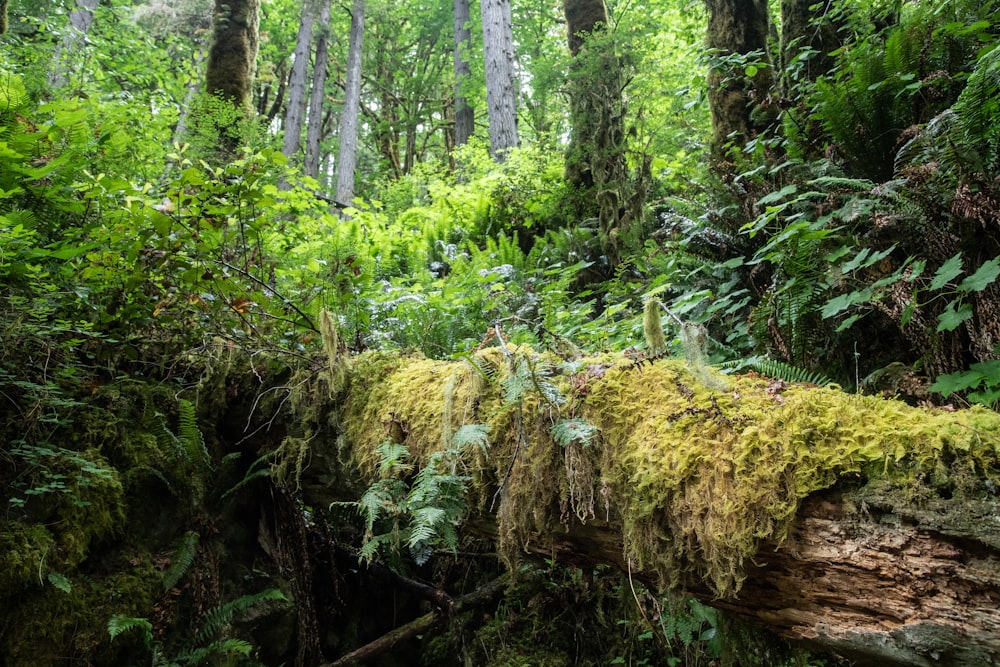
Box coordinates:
[0,557,160,667]
[585,360,1000,596]
[0,522,54,595]
[337,349,1000,599]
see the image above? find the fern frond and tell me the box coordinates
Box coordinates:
[163,530,199,591]
[195,589,286,644]
[730,357,834,386]
[451,424,489,452]
[107,615,153,647]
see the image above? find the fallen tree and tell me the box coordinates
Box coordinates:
[292,329,1000,666]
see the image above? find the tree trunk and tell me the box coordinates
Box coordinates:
[205,0,260,112]
[779,0,839,89]
[172,42,210,146]
[453,0,474,148]
[704,0,773,166]
[304,0,333,179]
[299,348,1000,666]
[0,0,9,35]
[336,0,365,207]
[47,0,99,90]
[562,0,634,259]
[480,0,518,161]
[282,0,317,161]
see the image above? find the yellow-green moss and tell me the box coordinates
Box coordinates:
[336,349,1000,598]
[0,522,54,595]
[0,561,160,667]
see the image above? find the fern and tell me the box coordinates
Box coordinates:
[177,399,210,480]
[451,423,489,452]
[162,530,199,591]
[195,588,286,644]
[108,615,153,648]
[551,418,598,448]
[726,356,834,386]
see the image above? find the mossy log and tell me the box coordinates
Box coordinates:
[300,346,1000,666]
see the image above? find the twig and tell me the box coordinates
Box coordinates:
[217,260,319,333]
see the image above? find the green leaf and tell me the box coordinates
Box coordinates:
[47,572,72,593]
[957,257,1000,293]
[928,253,964,290]
[936,302,973,331]
[756,184,797,207]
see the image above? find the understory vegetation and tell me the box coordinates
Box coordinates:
[2,0,1000,664]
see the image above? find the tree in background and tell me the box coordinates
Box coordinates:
[337,0,365,206]
[304,0,333,178]
[453,0,474,148]
[282,0,319,161]
[481,0,518,160]
[704,0,772,173]
[47,0,99,89]
[204,0,260,149]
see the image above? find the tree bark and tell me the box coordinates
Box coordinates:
[47,0,99,90]
[304,0,333,179]
[282,0,318,161]
[480,0,518,160]
[336,0,365,207]
[453,0,474,148]
[0,0,8,35]
[704,0,773,166]
[484,489,1000,667]
[562,0,635,259]
[779,0,839,89]
[205,0,260,112]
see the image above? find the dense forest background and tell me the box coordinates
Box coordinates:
[1,0,1000,664]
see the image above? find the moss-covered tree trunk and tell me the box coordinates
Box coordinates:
[297,346,1000,666]
[204,0,260,149]
[562,0,645,263]
[704,0,773,169]
[0,0,8,35]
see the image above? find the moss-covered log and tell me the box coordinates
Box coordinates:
[303,346,1000,666]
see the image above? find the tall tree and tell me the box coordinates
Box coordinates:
[282,0,318,160]
[480,0,518,160]
[562,0,639,261]
[453,0,474,148]
[779,0,839,87]
[336,0,365,206]
[205,0,260,112]
[47,0,99,89]
[0,0,8,34]
[304,0,333,179]
[704,0,773,166]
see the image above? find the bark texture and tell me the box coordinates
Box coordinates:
[704,0,773,165]
[336,0,365,206]
[282,0,317,160]
[205,0,260,111]
[480,0,519,160]
[0,0,8,35]
[453,0,474,147]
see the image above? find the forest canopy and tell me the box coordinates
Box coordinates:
[1,0,999,664]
